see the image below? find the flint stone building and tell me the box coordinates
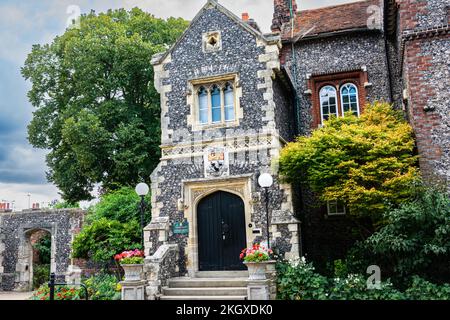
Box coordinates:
[145,0,450,299]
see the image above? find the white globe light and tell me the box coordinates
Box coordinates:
[258,173,273,188]
[135,183,149,196]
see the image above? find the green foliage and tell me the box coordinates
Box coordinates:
[72,218,142,263]
[119,257,144,265]
[32,264,50,289]
[72,187,150,264]
[87,186,149,224]
[276,258,448,300]
[50,200,80,209]
[276,258,330,300]
[33,234,51,264]
[22,8,189,202]
[30,273,121,300]
[405,276,450,300]
[354,185,450,285]
[84,273,121,300]
[278,102,418,220]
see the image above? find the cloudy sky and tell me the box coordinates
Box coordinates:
[0,0,359,210]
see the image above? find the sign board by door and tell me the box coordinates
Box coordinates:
[172,220,189,235]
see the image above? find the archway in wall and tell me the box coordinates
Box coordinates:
[197,191,247,271]
[16,228,54,292]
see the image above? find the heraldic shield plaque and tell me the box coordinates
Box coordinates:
[204,147,229,178]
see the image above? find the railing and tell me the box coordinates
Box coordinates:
[48,273,89,301]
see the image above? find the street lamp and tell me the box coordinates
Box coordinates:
[135,183,149,247]
[258,173,273,249]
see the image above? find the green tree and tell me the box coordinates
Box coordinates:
[22,8,188,202]
[278,102,418,222]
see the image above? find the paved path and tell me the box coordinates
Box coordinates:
[0,291,32,300]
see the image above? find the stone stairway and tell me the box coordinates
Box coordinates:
[159,271,248,300]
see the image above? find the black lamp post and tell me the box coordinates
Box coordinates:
[258,173,273,249]
[135,182,149,247]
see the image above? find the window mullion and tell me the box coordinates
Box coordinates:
[207,88,212,125]
[220,86,225,124]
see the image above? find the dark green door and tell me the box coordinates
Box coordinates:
[198,191,247,271]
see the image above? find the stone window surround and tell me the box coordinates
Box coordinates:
[307,69,369,128]
[187,73,243,132]
[181,174,255,277]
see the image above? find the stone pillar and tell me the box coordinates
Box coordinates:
[120,280,146,300]
[65,265,82,285]
[247,280,270,300]
[143,217,170,257]
[265,260,277,300]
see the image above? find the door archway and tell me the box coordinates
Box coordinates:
[197,191,247,271]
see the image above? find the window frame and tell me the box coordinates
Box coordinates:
[319,85,339,123]
[307,70,368,128]
[327,200,346,216]
[191,75,239,129]
[340,83,360,117]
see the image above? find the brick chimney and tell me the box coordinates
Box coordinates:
[271,0,297,32]
[242,12,261,32]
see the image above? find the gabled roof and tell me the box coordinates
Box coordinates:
[281,0,382,42]
[152,0,280,65]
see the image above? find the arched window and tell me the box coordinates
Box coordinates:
[319,85,338,123]
[224,82,235,121]
[198,87,208,124]
[211,85,221,123]
[340,83,359,116]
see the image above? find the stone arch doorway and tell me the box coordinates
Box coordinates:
[197,191,247,271]
[15,228,55,292]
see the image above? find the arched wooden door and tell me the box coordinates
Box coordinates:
[197,191,247,271]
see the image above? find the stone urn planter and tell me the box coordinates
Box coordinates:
[244,261,269,280]
[121,264,144,281]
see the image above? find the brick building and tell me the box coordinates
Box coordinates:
[143,0,449,299]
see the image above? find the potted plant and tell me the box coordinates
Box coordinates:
[114,249,145,281]
[240,243,273,280]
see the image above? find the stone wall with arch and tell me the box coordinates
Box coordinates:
[0,209,85,291]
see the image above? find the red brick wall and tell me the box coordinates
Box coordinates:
[397,0,428,31]
[403,36,445,180]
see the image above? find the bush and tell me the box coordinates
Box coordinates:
[276,258,329,300]
[276,258,449,300]
[84,273,121,300]
[405,277,450,300]
[352,185,450,285]
[32,264,50,289]
[72,187,150,264]
[72,218,142,263]
[30,273,121,300]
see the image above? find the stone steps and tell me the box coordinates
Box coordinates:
[163,286,247,296]
[160,295,247,301]
[169,277,248,288]
[159,274,249,300]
